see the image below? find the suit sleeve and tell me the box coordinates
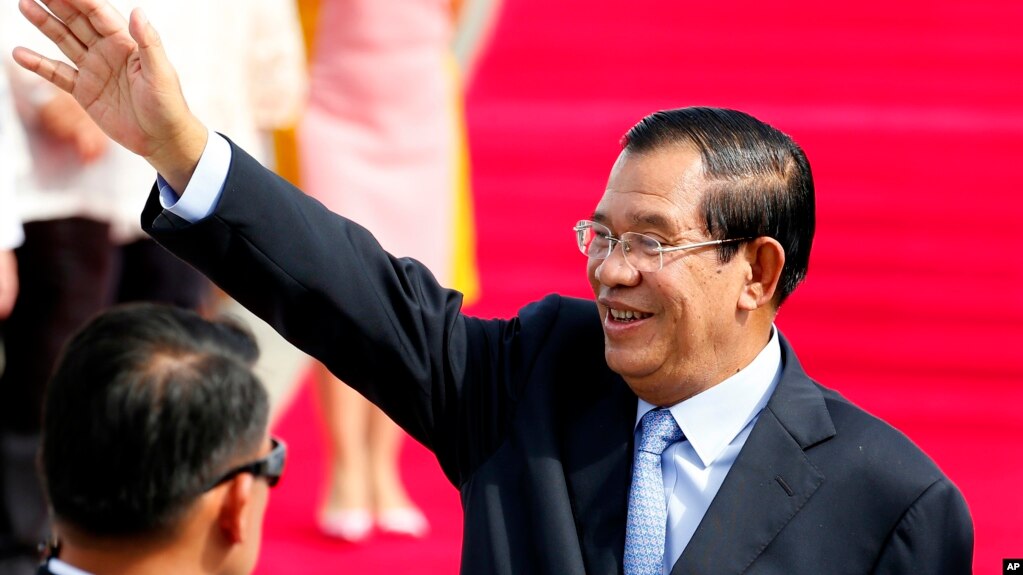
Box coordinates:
[871,477,974,575]
[142,140,536,486]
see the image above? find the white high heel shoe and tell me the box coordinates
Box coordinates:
[376,507,429,538]
[319,509,373,542]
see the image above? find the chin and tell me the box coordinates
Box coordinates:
[603,348,657,382]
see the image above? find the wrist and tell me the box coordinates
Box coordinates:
[144,119,208,193]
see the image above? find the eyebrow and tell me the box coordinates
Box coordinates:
[590,211,677,232]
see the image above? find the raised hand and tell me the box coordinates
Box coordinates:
[12,0,207,191]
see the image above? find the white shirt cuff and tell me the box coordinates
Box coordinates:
[157,131,232,223]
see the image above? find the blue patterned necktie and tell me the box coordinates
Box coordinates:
[624,408,684,575]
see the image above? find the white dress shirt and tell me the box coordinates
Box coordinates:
[635,328,781,574]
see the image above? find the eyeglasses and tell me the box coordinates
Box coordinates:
[204,436,287,491]
[573,219,748,272]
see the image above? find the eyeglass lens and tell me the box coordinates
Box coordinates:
[575,220,663,272]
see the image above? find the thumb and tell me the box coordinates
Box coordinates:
[127,8,174,81]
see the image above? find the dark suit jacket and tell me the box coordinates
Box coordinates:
[144,141,973,574]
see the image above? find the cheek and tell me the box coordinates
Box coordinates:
[586,261,600,289]
[652,292,694,348]
[648,275,686,314]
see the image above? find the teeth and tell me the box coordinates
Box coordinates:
[609,308,650,321]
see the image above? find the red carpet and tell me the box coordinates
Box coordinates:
[257,1,1023,573]
[254,376,462,574]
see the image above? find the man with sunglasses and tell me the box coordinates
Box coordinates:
[37,303,285,575]
[14,0,973,573]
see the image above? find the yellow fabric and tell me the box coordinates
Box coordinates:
[271,0,319,187]
[446,54,480,303]
[273,0,479,301]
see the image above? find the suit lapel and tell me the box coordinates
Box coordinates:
[671,336,835,575]
[561,369,637,575]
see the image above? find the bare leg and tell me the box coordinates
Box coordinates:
[368,404,428,536]
[315,364,372,540]
[367,407,413,511]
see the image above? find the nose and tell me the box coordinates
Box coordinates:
[594,241,640,287]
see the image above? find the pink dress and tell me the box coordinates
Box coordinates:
[298,0,457,283]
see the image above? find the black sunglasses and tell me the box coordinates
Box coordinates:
[204,437,287,491]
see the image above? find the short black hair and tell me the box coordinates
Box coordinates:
[41,303,269,537]
[623,107,815,304]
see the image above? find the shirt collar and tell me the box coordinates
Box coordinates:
[635,327,782,468]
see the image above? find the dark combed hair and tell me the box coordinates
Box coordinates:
[41,303,269,537]
[623,107,816,304]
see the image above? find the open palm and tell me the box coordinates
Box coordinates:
[13,0,200,163]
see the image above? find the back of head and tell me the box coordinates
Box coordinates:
[41,303,269,538]
[623,107,816,304]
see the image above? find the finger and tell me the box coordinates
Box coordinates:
[11,47,79,94]
[128,9,173,81]
[50,0,129,39]
[38,0,101,47]
[18,0,87,64]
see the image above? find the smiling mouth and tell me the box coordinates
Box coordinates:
[607,308,653,323]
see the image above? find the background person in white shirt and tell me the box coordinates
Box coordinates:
[0,59,26,320]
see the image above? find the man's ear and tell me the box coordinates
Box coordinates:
[737,237,785,312]
[217,474,254,545]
